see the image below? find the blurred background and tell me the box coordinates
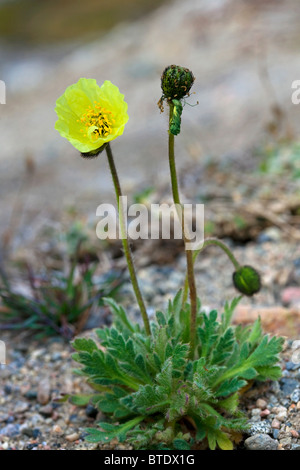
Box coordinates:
[0,0,300,317]
[0,0,300,245]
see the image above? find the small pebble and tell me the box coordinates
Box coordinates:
[85,405,98,419]
[291,389,300,403]
[37,379,51,405]
[286,362,299,371]
[52,425,63,435]
[4,385,12,395]
[291,444,300,451]
[66,433,80,442]
[14,401,29,414]
[24,390,37,400]
[249,421,272,436]
[27,443,37,450]
[256,399,267,410]
[39,405,53,417]
[273,406,287,422]
[272,419,281,429]
[21,427,35,437]
[0,424,20,437]
[260,409,270,418]
[244,434,278,451]
[280,378,299,395]
[280,437,292,449]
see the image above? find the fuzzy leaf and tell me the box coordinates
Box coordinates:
[69,394,93,406]
[85,416,144,443]
[215,430,233,450]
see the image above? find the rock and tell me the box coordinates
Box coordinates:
[14,401,29,414]
[244,434,278,451]
[290,429,299,438]
[250,408,261,422]
[257,227,281,243]
[37,378,51,405]
[260,409,270,418]
[39,404,53,417]
[290,389,300,403]
[279,378,299,396]
[256,399,267,410]
[271,419,281,429]
[4,385,12,395]
[273,405,288,422]
[270,381,281,394]
[85,404,98,419]
[0,368,13,379]
[249,421,272,436]
[251,408,262,416]
[0,414,9,423]
[52,425,63,435]
[286,361,300,371]
[280,437,292,449]
[24,390,38,400]
[21,427,35,438]
[66,432,80,442]
[51,352,62,362]
[0,424,20,437]
[233,306,300,337]
[281,287,300,306]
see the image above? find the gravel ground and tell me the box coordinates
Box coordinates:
[1,229,300,450]
[0,331,299,450]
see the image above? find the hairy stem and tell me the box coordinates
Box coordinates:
[106,143,151,336]
[168,103,197,358]
[182,237,241,304]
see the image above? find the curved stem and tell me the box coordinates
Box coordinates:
[182,237,241,304]
[105,143,151,336]
[168,104,197,358]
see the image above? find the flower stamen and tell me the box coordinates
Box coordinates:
[80,102,114,141]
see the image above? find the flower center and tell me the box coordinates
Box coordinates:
[78,101,115,141]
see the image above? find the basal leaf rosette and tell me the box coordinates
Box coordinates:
[55,78,128,156]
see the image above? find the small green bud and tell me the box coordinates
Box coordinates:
[161,65,195,102]
[233,265,261,296]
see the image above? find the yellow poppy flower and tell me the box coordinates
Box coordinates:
[55,78,128,154]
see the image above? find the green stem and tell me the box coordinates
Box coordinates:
[168,103,198,358]
[182,237,241,304]
[105,143,151,336]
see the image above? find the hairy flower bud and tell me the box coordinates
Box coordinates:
[233,265,261,296]
[161,65,195,102]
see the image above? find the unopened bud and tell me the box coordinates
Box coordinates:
[161,65,195,102]
[233,265,261,296]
